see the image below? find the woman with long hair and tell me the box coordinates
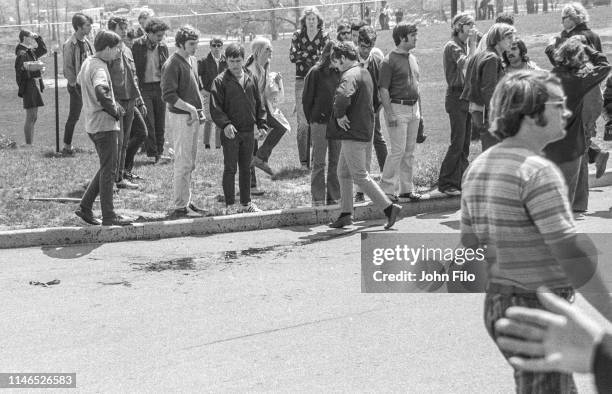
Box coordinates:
[302,40,341,206]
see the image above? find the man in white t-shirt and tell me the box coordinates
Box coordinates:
[75,30,131,227]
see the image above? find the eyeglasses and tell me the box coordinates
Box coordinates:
[211,43,223,48]
[545,97,568,110]
[339,31,351,36]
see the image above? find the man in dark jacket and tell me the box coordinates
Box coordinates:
[198,37,227,149]
[327,41,401,229]
[461,22,515,151]
[545,3,608,178]
[131,18,169,163]
[544,38,611,213]
[210,43,267,214]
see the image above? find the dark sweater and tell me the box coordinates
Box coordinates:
[198,52,227,92]
[545,23,602,66]
[209,69,267,132]
[161,53,204,115]
[594,333,612,394]
[14,36,47,97]
[544,47,611,163]
[302,63,340,124]
[327,64,374,142]
[460,48,504,107]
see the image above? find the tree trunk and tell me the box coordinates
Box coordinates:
[294,0,300,28]
[16,0,21,25]
[461,0,465,11]
[513,0,518,13]
[270,9,278,40]
[543,0,548,12]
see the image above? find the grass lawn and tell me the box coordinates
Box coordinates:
[1,7,612,230]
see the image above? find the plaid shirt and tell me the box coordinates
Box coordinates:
[289,29,329,78]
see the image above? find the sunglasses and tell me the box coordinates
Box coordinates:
[211,43,223,48]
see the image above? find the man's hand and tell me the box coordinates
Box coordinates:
[185,104,199,126]
[224,124,237,139]
[136,98,148,117]
[256,128,268,141]
[337,115,350,131]
[495,287,606,374]
[116,104,126,118]
[385,111,398,127]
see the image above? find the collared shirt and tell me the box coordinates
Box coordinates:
[161,52,203,114]
[289,29,329,78]
[378,49,419,100]
[109,43,140,100]
[77,56,120,134]
[144,45,161,83]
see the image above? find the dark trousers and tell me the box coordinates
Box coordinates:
[251,140,259,188]
[588,141,602,164]
[251,113,289,187]
[439,94,471,192]
[373,108,388,171]
[80,131,118,222]
[222,130,255,206]
[63,84,83,146]
[124,106,147,173]
[141,82,166,157]
[116,99,135,182]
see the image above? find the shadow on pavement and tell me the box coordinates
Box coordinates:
[41,243,103,259]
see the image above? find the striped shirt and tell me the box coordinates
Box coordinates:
[460,145,576,290]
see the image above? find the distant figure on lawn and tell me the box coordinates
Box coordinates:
[62,13,93,155]
[289,6,329,169]
[15,29,47,145]
[198,37,227,150]
[210,43,267,214]
[74,31,132,227]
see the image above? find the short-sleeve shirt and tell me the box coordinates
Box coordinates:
[77,56,120,134]
[460,145,576,290]
[378,50,419,100]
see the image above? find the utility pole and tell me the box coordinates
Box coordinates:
[451,0,457,17]
[360,0,364,20]
[16,0,22,25]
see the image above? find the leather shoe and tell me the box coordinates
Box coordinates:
[102,215,133,226]
[251,156,274,175]
[329,214,353,228]
[384,204,402,230]
[188,203,208,214]
[75,209,101,225]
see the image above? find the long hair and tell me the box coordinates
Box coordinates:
[554,36,586,71]
[299,6,324,31]
[316,40,335,69]
[486,23,516,48]
[489,70,560,140]
[502,39,530,65]
[250,36,272,70]
[562,2,589,24]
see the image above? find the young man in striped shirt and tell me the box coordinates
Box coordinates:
[461,70,612,393]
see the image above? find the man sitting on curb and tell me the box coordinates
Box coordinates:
[327,41,401,230]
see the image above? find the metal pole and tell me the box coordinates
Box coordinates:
[360,0,364,20]
[54,50,59,152]
[306,125,311,169]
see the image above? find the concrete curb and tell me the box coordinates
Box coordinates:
[1,168,611,249]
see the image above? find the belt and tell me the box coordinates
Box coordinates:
[486,282,574,299]
[390,98,417,105]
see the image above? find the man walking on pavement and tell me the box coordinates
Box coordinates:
[161,26,208,218]
[327,41,401,230]
[62,13,93,155]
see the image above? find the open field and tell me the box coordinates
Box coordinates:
[1,7,612,230]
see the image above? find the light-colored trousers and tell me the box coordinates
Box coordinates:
[338,139,391,213]
[169,112,200,210]
[380,102,420,195]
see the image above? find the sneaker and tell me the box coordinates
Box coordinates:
[171,207,202,218]
[595,151,609,179]
[61,146,75,156]
[116,179,139,190]
[326,199,339,206]
[102,214,133,226]
[354,192,365,203]
[239,202,262,213]
[442,187,461,197]
[251,156,274,175]
[224,205,237,215]
[384,204,402,229]
[124,171,143,181]
[250,187,265,196]
[329,214,353,228]
[156,155,172,165]
[188,202,208,214]
[398,192,428,202]
[75,209,101,225]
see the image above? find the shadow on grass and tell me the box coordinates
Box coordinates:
[42,147,95,158]
[271,166,310,181]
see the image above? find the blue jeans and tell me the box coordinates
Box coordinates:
[141,82,166,156]
[439,94,471,191]
[222,130,255,206]
[80,131,118,222]
[310,122,340,203]
[63,84,82,146]
[116,98,135,181]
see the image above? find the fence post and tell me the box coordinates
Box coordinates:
[54,50,59,152]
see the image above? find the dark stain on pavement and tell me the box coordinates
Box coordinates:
[98,280,132,287]
[134,257,197,272]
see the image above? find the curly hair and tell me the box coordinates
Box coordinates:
[489,70,561,140]
[174,25,199,48]
[562,2,589,24]
[553,36,586,70]
[299,6,324,31]
[144,18,170,34]
[502,39,530,65]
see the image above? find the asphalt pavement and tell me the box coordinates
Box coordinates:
[2,186,612,392]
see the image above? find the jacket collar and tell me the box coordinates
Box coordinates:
[207,52,225,63]
[69,33,90,45]
[223,68,253,84]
